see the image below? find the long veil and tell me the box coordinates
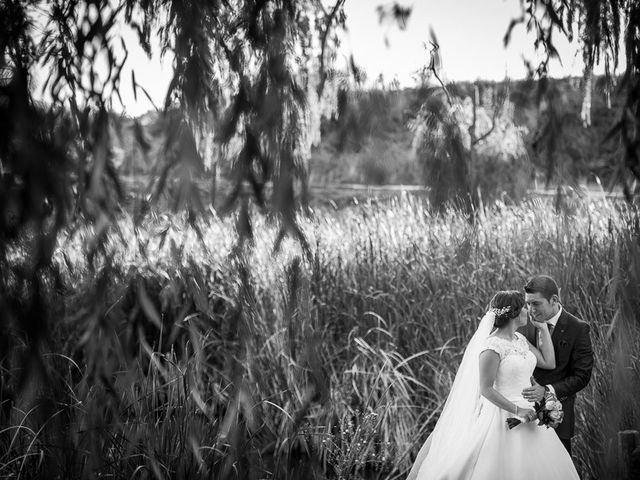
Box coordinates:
[405,311,496,480]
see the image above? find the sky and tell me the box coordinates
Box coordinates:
[342,0,589,85]
[69,0,622,117]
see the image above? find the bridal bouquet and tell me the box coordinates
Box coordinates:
[506,390,564,430]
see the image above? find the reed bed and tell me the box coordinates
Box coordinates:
[1,194,638,479]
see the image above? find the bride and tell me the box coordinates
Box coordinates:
[406,290,580,480]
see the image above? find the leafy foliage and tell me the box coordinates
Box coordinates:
[410,83,531,212]
[410,91,472,211]
[505,0,640,198]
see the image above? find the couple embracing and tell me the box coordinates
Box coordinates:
[407,275,594,480]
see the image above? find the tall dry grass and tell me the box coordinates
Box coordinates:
[1,194,638,479]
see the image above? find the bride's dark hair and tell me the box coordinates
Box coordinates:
[489,290,525,328]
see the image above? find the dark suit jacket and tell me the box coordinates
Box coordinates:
[520,309,594,439]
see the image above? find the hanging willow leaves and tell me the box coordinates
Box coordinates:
[505,0,640,195]
[0,2,349,443]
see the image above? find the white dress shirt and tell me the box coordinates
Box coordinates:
[546,307,562,331]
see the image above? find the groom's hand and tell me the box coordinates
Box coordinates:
[522,378,545,403]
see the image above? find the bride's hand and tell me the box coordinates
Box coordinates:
[521,408,537,422]
[529,316,548,330]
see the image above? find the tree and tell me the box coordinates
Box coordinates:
[410,34,531,212]
[408,1,639,207]
[411,84,532,212]
[504,0,640,199]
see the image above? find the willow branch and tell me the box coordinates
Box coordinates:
[316,0,344,98]
[472,85,507,146]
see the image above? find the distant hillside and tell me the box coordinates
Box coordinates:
[312,76,622,186]
[113,76,622,189]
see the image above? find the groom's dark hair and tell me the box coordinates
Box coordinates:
[524,275,560,301]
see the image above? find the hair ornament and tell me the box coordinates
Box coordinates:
[491,306,512,318]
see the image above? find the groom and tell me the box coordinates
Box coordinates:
[520,275,594,456]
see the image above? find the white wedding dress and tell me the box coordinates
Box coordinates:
[412,331,580,480]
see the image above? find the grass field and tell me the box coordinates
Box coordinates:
[1,194,639,479]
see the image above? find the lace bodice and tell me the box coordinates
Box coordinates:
[482,333,537,402]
